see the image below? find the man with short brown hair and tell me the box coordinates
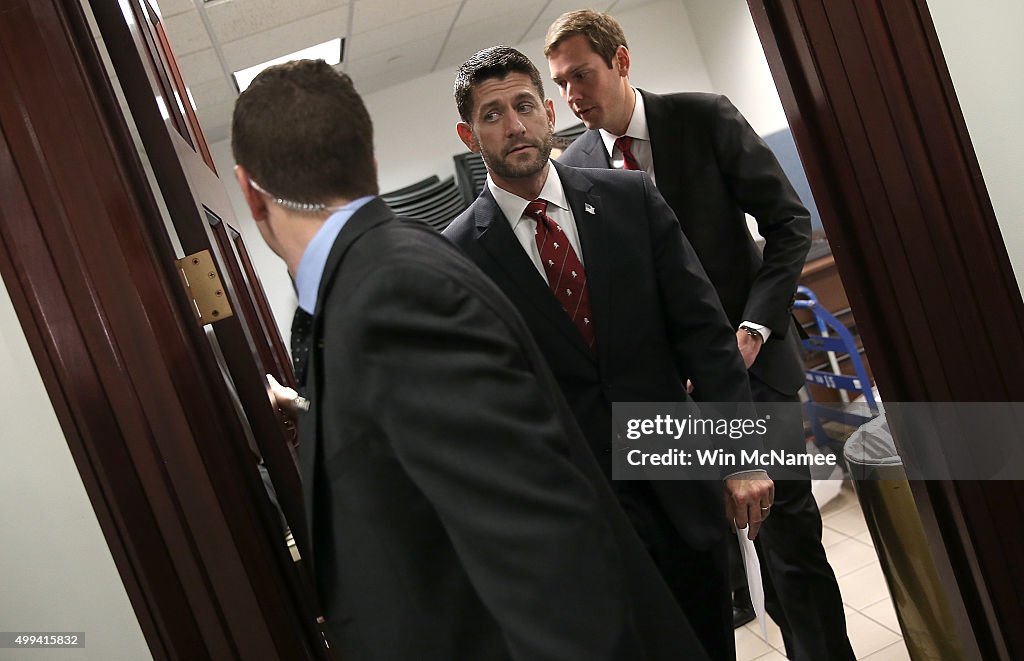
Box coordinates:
[546,10,854,660]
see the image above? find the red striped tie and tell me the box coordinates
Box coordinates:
[614,136,641,171]
[526,200,596,349]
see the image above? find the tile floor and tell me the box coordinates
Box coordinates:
[735,481,911,660]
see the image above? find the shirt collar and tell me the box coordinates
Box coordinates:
[294,195,375,314]
[599,88,650,158]
[486,162,569,231]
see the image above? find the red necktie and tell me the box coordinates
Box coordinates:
[614,136,641,171]
[526,200,596,349]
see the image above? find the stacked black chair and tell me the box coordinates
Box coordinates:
[380,175,466,232]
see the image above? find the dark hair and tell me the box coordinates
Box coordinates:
[454,46,546,123]
[544,10,627,68]
[231,59,378,204]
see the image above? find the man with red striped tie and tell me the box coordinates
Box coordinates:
[444,46,773,661]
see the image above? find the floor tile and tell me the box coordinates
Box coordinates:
[855,530,874,546]
[744,616,785,650]
[825,536,878,577]
[845,610,901,658]
[822,524,851,549]
[862,597,901,634]
[838,562,891,609]
[824,502,870,537]
[735,623,774,660]
[820,485,860,519]
[861,640,911,660]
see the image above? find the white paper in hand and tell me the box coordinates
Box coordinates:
[736,526,768,637]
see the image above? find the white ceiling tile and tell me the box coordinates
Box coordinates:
[177,48,224,85]
[456,0,544,27]
[606,0,661,14]
[196,101,236,143]
[344,58,440,96]
[528,0,597,43]
[219,8,348,71]
[162,9,214,56]
[188,78,238,111]
[351,0,461,32]
[347,6,458,59]
[153,0,195,18]
[437,15,537,69]
[205,0,346,43]
[345,34,445,74]
[347,58,435,95]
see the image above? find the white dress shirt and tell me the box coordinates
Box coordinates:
[599,88,656,185]
[486,165,584,286]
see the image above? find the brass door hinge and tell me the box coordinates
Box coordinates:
[175,250,233,325]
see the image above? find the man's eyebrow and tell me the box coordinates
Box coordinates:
[553,63,588,82]
[478,91,537,114]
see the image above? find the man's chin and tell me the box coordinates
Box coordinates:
[495,158,547,180]
[577,111,600,130]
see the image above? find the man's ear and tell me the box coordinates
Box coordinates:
[456,122,479,153]
[545,98,556,127]
[614,45,631,78]
[234,165,268,221]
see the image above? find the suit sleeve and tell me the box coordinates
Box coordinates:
[642,175,760,472]
[711,95,812,336]
[338,263,637,661]
[643,173,752,406]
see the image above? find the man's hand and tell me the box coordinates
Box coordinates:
[267,374,307,446]
[736,328,763,369]
[267,373,303,416]
[725,473,774,540]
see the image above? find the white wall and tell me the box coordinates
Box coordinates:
[926,0,1024,290]
[682,0,789,135]
[0,284,151,661]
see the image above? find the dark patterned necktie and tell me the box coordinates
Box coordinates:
[290,307,313,384]
[526,200,596,349]
[614,136,641,171]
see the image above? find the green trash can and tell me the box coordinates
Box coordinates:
[844,415,966,660]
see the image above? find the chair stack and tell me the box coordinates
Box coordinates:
[380,175,466,232]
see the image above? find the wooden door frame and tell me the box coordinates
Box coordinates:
[749,0,1024,658]
[0,0,325,658]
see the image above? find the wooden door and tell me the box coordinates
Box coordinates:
[0,0,329,657]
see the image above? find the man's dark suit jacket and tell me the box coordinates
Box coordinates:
[559,91,811,395]
[296,197,709,661]
[443,162,753,551]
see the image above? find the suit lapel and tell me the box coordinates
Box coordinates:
[473,187,595,362]
[552,162,612,362]
[314,197,394,316]
[300,197,395,565]
[572,130,612,168]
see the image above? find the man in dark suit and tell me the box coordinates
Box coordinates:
[544,10,854,660]
[444,46,774,661]
[231,58,714,661]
